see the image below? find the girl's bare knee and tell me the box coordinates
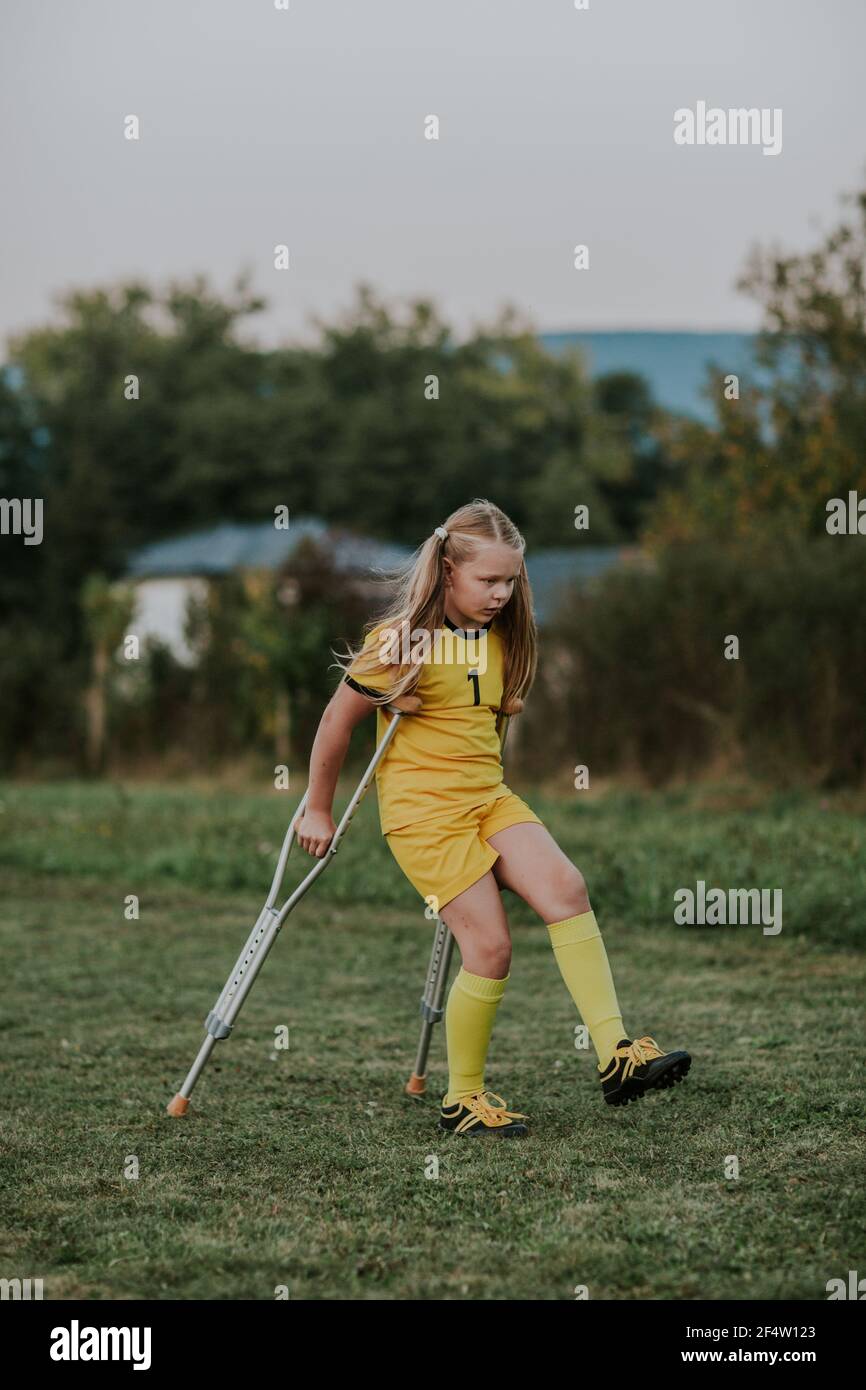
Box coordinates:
[546,864,591,921]
[450,932,511,979]
[447,924,510,978]
[440,874,511,978]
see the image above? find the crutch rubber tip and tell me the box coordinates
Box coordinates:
[404,1073,426,1097]
[166,1093,190,1116]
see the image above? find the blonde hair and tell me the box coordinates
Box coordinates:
[330,498,537,713]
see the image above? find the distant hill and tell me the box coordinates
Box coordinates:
[538,331,767,424]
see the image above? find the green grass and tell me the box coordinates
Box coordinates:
[1,778,863,1300]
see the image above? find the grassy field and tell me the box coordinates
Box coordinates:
[1,776,863,1300]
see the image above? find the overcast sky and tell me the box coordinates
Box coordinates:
[2,0,865,353]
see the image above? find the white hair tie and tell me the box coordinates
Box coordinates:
[434,526,449,542]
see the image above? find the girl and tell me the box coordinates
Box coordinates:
[294,499,691,1138]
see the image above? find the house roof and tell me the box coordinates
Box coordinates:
[523,547,634,624]
[127,518,333,578]
[125,520,632,625]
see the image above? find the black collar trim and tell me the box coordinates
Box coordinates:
[443,614,491,637]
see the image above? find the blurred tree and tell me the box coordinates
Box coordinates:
[306,284,636,546]
[236,536,372,767]
[593,371,670,535]
[80,574,136,774]
[646,178,866,546]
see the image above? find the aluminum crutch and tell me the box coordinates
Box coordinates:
[166,693,421,1116]
[404,705,516,1098]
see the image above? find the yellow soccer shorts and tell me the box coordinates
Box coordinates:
[384,789,544,912]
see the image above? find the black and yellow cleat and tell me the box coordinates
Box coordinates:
[439,1089,529,1137]
[599,1035,692,1106]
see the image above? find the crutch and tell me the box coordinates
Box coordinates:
[404,698,522,1098]
[166,693,422,1116]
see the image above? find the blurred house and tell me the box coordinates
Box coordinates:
[124,518,639,664]
[124,518,412,664]
[524,546,646,626]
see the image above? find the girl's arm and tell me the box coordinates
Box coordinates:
[293,682,377,857]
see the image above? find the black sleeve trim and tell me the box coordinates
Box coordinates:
[344,675,386,700]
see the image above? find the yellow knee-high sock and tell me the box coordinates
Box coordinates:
[443,967,509,1104]
[547,910,626,1071]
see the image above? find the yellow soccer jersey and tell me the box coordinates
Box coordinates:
[343,614,509,833]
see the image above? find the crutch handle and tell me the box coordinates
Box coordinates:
[385,693,423,714]
[500,696,524,715]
